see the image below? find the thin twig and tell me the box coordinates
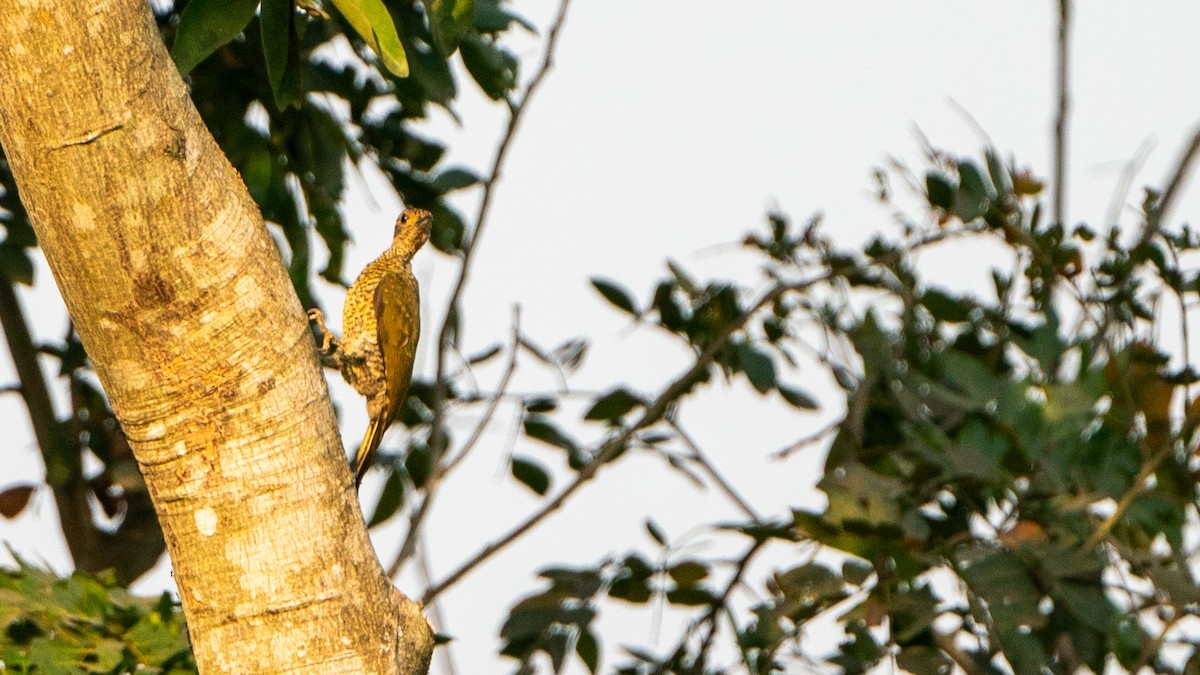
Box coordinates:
[666,417,762,522]
[1143,123,1200,241]
[771,418,839,460]
[387,307,522,577]
[934,628,984,675]
[421,280,794,604]
[1085,443,1173,549]
[1103,138,1154,228]
[1163,239,1193,407]
[443,307,522,477]
[415,540,459,675]
[1132,605,1186,672]
[694,540,767,668]
[1052,0,1072,227]
[427,0,573,464]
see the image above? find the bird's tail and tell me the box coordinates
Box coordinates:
[353,416,386,487]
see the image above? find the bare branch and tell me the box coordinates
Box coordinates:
[771,418,839,460]
[934,628,984,675]
[416,541,460,675]
[421,280,792,604]
[0,279,62,469]
[694,540,766,668]
[1052,0,1072,227]
[387,306,521,577]
[1085,442,1172,549]
[667,417,762,522]
[428,0,573,463]
[1103,138,1154,228]
[1144,123,1200,241]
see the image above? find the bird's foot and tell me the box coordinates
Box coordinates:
[306,308,343,365]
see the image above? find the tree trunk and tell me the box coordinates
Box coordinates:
[0,1,432,672]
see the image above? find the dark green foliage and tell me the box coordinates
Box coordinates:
[0,558,193,674]
[500,144,1200,673]
[500,566,605,674]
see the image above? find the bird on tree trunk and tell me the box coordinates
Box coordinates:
[308,208,431,487]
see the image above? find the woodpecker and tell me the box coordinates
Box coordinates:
[309,208,431,486]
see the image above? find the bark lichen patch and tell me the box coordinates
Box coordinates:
[194,506,217,536]
[69,201,97,231]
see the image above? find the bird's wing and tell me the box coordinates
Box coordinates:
[374,270,420,425]
[374,267,422,420]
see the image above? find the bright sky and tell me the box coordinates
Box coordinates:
[4,2,1200,673]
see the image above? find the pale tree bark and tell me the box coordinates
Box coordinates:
[0,0,432,673]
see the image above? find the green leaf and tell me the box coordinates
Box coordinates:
[459,33,518,99]
[1053,581,1112,632]
[735,342,776,394]
[925,172,957,211]
[896,645,951,674]
[645,519,668,547]
[842,559,873,586]
[954,159,993,223]
[823,464,904,528]
[170,0,261,75]
[539,565,604,598]
[405,445,433,488]
[511,455,551,496]
[0,244,33,285]
[590,277,639,316]
[327,0,409,77]
[583,387,643,423]
[429,202,466,254]
[921,288,975,323]
[261,0,304,109]
[524,396,558,413]
[430,166,481,193]
[429,0,474,56]
[474,0,535,32]
[609,554,654,604]
[652,281,688,332]
[366,470,407,527]
[667,560,709,586]
[665,585,715,606]
[576,629,600,674]
[778,384,818,410]
[523,414,579,453]
[958,547,1043,632]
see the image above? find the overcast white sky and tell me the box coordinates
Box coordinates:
[5,2,1200,673]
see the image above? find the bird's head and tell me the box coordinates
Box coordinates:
[394,208,432,253]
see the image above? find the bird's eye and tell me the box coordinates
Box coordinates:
[400,213,409,224]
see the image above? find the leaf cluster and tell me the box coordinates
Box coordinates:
[0,556,192,674]
[492,145,1200,673]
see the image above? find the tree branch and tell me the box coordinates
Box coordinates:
[1143,123,1200,241]
[694,539,766,668]
[1052,0,1071,227]
[387,306,521,577]
[666,417,762,522]
[420,224,981,604]
[0,278,63,473]
[428,0,573,464]
[421,280,793,604]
